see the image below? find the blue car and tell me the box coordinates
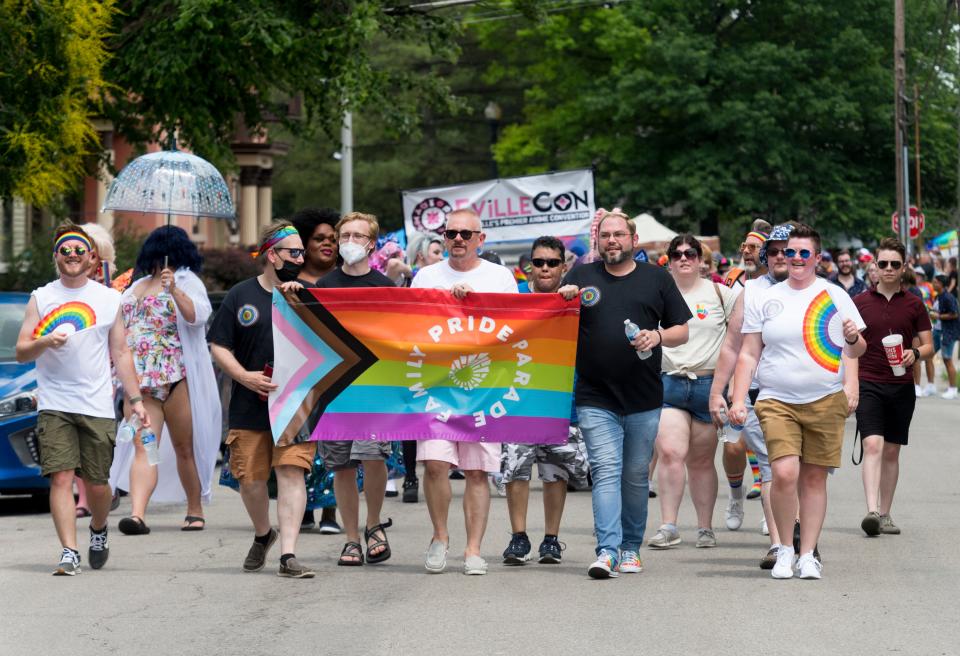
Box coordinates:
[0,292,45,500]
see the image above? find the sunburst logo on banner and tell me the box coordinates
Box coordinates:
[448,353,491,391]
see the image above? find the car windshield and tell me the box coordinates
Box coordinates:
[0,301,27,362]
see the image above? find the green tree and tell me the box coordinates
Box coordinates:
[0,0,116,206]
[104,1,463,167]
[478,0,958,245]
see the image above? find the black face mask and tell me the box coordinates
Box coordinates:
[275,259,302,283]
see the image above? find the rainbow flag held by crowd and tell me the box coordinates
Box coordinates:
[926,229,958,252]
[269,287,579,446]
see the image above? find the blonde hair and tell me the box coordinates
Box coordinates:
[257,220,297,262]
[81,222,116,270]
[335,212,380,241]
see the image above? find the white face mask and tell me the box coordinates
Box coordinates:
[339,241,367,266]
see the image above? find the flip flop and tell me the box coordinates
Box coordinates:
[118,516,150,535]
[75,506,91,518]
[181,515,205,531]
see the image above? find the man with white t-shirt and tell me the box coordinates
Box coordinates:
[16,223,149,575]
[411,208,518,575]
[710,223,793,568]
[730,224,866,580]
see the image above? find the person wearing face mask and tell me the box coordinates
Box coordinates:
[314,212,397,566]
[208,221,317,578]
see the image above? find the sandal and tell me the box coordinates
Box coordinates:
[364,518,393,564]
[181,515,205,531]
[118,516,151,535]
[75,506,91,519]
[338,541,364,566]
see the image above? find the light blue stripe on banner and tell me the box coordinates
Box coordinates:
[326,385,571,420]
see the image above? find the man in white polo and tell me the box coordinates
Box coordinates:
[411,208,518,575]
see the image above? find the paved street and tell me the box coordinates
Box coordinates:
[1,396,959,656]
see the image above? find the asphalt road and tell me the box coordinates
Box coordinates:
[1,396,958,656]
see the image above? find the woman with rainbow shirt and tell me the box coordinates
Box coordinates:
[730,224,866,581]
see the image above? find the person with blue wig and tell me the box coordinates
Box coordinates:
[109,225,221,535]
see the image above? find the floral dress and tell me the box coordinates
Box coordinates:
[121,292,187,402]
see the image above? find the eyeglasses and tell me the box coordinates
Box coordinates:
[740,242,760,253]
[273,247,305,259]
[531,258,562,268]
[877,260,903,270]
[670,248,699,261]
[783,248,815,260]
[338,232,371,245]
[443,229,478,241]
[57,246,88,257]
[765,246,786,258]
[598,231,631,241]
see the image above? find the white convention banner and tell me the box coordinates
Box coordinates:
[402,169,595,251]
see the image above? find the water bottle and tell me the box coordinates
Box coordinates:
[624,319,651,360]
[116,414,141,444]
[141,428,161,466]
[717,408,743,443]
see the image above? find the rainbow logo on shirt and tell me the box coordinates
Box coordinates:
[802,290,842,373]
[696,303,707,320]
[32,301,96,339]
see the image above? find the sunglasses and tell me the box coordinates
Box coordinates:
[877,260,903,270]
[740,242,760,253]
[783,248,815,260]
[58,246,88,257]
[531,258,562,268]
[273,247,305,259]
[443,229,478,241]
[670,248,699,261]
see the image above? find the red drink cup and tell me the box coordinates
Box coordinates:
[882,334,905,376]
[259,362,274,401]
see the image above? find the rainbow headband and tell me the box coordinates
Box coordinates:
[746,231,769,244]
[54,231,93,253]
[258,226,298,255]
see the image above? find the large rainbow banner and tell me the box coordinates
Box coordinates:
[268,287,579,446]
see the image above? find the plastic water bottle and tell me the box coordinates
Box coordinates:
[717,408,743,443]
[141,428,161,466]
[624,319,651,360]
[116,414,141,444]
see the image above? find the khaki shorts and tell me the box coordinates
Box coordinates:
[755,391,848,468]
[38,410,116,484]
[225,429,317,483]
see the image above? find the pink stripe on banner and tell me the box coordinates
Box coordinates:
[270,312,324,423]
[311,413,570,445]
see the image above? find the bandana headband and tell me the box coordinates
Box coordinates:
[746,231,769,244]
[54,231,93,253]
[258,226,298,255]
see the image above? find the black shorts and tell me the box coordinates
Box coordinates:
[855,381,916,446]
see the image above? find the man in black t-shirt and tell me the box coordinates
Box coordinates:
[315,212,397,567]
[558,210,691,579]
[208,221,317,578]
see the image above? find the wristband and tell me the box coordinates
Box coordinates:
[911,347,920,361]
[844,335,858,345]
[128,395,143,405]
[656,329,663,347]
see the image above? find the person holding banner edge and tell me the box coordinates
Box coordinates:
[411,208,519,575]
[208,221,317,578]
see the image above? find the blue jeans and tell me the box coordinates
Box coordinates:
[577,406,661,556]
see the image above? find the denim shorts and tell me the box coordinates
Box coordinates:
[942,332,957,360]
[661,373,713,424]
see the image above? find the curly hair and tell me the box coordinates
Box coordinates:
[134,225,203,278]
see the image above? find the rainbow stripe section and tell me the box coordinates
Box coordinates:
[277,287,579,445]
[54,231,93,253]
[33,301,96,339]
[802,290,841,373]
[259,225,298,254]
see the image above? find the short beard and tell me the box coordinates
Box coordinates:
[601,249,631,266]
[742,261,758,274]
[771,266,789,282]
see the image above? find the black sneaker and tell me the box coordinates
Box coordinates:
[538,536,565,564]
[502,532,531,565]
[793,520,801,554]
[53,548,80,576]
[449,469,465,480]
[402,477,419,503]
[301,510,316,531]
[88,526,109,570]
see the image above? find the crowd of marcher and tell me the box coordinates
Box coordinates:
[14,207,958,579]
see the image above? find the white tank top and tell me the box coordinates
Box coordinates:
[32,279,121,418]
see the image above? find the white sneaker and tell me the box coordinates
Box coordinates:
[760,517,769,536]
[771,546,796,579]
[797,551,822,579]
[725,496,744,530]
[915,384,924,397]
[924,383,938,397]
[942,387,958,400]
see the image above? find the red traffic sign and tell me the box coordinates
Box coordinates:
[891,206,925,239]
